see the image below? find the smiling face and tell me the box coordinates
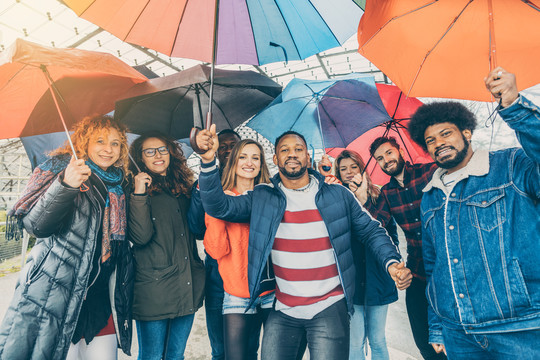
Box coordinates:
[235,143,261,181]
[424,122,472,172]
[373,142,405,177]
[338,158,361,184]
[87,128,121,171]
[141,137,170,176]
[273,134,310,180]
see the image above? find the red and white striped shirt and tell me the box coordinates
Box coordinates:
[273,178,344,319]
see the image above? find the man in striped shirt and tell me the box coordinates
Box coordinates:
[195,128,412,360]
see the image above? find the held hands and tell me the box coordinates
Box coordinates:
[196,124,219,163]
[388,262,413,290]
[133,172,152,194]
[484,67,519,108]
[63,156,91,188]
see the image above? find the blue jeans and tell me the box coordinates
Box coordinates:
[442,326,540,360]
[136,314,195,360]
[349,304,389,360]
[261,299,349,360]
[205,254,225,360]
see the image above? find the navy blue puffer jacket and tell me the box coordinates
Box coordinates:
[198,162,401,314]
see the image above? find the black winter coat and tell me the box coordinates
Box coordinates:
[0,174,134,360]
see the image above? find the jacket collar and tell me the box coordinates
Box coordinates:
[423,150,490,192]
[270,168,325,190]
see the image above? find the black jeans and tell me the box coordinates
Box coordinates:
[261,299,349,360]
[405,277,447,360]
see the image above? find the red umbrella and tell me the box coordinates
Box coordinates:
[327,84,431,185]
[0,39,147,155]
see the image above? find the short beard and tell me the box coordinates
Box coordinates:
[279,164,308,180]
[435,135,470,169]
[382,155,405,177]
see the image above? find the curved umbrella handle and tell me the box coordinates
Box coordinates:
[189,111,213,154]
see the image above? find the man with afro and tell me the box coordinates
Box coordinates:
[408,68,540,359]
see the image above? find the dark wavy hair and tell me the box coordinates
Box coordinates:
[409,102,477,151]
[129,131,193,197]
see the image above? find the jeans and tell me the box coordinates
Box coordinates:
[442,326,540,360]
[222,291,275,314]
[136,314,195,360]
[349,304,389,360]
[261,299,349,360]
[205,254,225,360]
[406,277,446,360]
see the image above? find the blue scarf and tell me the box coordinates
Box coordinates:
[86,160,126,263]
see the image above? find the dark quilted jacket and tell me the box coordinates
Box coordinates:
[0,174,134,360]
[198,165,401,314]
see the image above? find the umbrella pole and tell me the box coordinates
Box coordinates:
[190,0,220,154]
[40,65,78,160]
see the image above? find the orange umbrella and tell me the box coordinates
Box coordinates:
[358,0,540,101]
[0,39,147,154]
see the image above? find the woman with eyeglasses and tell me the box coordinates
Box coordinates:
[128,132,205,360]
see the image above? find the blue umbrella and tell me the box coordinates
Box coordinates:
[247,74,391,150]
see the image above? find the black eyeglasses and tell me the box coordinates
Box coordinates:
[142,146,169,157]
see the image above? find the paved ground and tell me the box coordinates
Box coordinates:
[0,239,421,359]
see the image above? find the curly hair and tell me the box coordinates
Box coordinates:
[334,150,381,204]
[409,102,477,151]
[221,139,271,191]
[129,132,194,197]
[50,114,129,174]
[369,136,400,157]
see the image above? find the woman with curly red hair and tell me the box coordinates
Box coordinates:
[0,114,134,360]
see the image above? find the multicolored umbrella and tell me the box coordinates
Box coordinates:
[64,0,364,65]
[247,74,390,150]
[357,0,540,101]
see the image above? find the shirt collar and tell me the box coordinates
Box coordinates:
[423,150,490,193]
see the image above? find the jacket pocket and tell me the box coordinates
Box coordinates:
[466,189,506,232]
[133,264,180,317]
[508,258,531,311]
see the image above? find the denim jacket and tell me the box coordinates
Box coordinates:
[420,95,540,344]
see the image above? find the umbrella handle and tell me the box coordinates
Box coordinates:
[189,112,213,154]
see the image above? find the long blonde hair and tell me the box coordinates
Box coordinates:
[334,150,380,204]
[50,114,129,175]
[221,139,271,191]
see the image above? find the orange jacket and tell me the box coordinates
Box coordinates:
[204,189,255,298]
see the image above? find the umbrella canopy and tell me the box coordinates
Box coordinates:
[114,64,282,139]
[64,0,364,65]
[247,75,390,149]
[357,0,540,101]
[0,38,147,139]
[326,84,430,185]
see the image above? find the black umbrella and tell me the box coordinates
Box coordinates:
[114,64,282,139]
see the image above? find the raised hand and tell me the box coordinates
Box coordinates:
[63,156,91,188]
[133,172,152,194]
[349,172,369,204]
[318,154,333,176]
[484,67,519,108]
[196,124,219,163]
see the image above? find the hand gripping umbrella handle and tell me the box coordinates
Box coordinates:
[189,112,213,154]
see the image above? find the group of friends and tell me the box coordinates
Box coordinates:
[0,67,537,360]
